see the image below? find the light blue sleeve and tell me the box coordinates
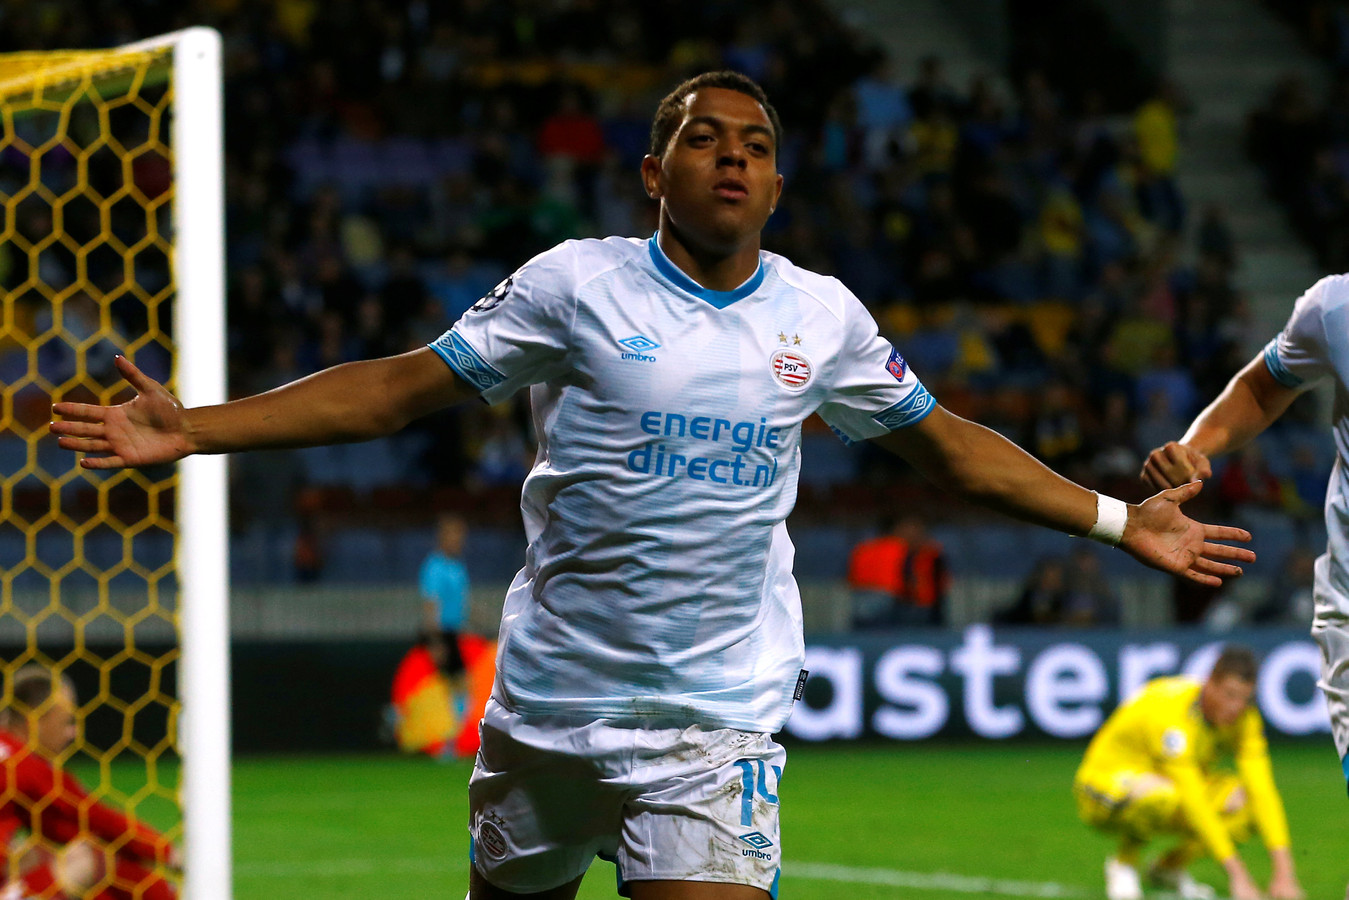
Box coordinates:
[428,242,578,404]
[816,286,935,440]
[1264,275,1337,389]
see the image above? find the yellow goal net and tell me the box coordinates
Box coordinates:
[0,29,227,899]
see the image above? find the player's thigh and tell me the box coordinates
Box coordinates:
[618,729,785,895]
[469,705,627,893]
[1312,608,1349,764]
[469,865,583,900]
[1076,770,1178,838]
[627,880,771,900]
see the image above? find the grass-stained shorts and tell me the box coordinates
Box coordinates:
[469,698,785,896]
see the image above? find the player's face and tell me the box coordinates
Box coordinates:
[1200,674,1254,727]
[34,684,77,756]
[642,87,783,255]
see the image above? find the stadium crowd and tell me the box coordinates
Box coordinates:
[1,0,1337,603]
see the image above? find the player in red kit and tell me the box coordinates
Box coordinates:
[0,665,179,900]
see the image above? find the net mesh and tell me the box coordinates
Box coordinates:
[0,44,181,894]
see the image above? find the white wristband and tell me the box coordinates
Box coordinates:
[1087,492,1128,547]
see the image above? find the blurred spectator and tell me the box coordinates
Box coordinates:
[847,515,949,628]
[1217,444,1284,513]
[1132,79,1188,234]
[853,57,913,168]
[847,515,907,629]
[1062,546,1121,626]
[1025,378,1085,472]
[1252,547,1317,625]
[293,515,324,583]
[996,556,1069,626]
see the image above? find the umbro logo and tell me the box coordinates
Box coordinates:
[738,831,774,860]
[618,334,659,362]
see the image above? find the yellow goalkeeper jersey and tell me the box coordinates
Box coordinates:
[1075,676,1290,860]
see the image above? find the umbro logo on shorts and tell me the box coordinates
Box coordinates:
[738,831,774,861]
[738,831,774,850]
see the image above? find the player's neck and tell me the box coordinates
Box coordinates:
[656,225,761,292]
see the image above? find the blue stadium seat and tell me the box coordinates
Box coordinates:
[787,525,854,580]
[798,433,857,489]
[322,528,396,584]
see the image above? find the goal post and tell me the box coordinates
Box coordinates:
[0,27,229,899]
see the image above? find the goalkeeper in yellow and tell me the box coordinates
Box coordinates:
[1074,645,1304,900]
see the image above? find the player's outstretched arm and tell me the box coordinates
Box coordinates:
[873,406,1253,586]
[51,348,474,469]
[1142,353,1300,490]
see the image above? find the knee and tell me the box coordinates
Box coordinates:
[1221,785,1246,815]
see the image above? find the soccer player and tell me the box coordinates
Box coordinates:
[51,71,1256,900]
[1141,272,1349,900]
[0,665,179,900]
[1074,646,1302,900]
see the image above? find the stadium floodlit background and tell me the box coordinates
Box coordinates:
[3,0,1349,897]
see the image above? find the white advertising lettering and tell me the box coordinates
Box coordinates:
[873,646,947,740]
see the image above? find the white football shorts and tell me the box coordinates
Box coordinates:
[1312,552,1349,788]
[468,698,785,896]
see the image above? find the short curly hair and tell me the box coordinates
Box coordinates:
[648,71,783,159]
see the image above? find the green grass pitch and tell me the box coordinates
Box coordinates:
[83,741,1349,898]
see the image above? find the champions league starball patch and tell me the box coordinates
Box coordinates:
[886,346,906,381]
[770,349,812,391]
[471,275,514,313]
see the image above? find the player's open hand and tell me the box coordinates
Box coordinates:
[1120,481,1254,586]
[1141,440,1212,490]
[49,355,194,469]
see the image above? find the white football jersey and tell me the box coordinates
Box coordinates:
[1263,273,1349,619]
[429,235,933,731]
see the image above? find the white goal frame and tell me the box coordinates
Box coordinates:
[121,26,231,900]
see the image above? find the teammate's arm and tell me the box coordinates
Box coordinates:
[872,405,1254,585]
[1163,762,1262,900]
[1142,352,1301,490]
[1234,713,1304,900]
[50,349,474,469]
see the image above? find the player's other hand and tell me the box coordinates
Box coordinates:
[1121,481,1254,587]
[1225,862,1265,900]
[1267,872,1304,900]
[49,355,194,469]
[1141,440,1212,490]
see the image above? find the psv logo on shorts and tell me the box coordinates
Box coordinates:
[477,820,509,859]
[770,349,812,391]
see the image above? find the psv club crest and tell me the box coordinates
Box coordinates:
[770,348,812,391]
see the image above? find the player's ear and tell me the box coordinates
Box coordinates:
[770,173,783,214]
[640,154,663,200]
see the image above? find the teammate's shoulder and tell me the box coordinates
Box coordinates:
[761,250,856,320]
[1302,273,1349,310]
